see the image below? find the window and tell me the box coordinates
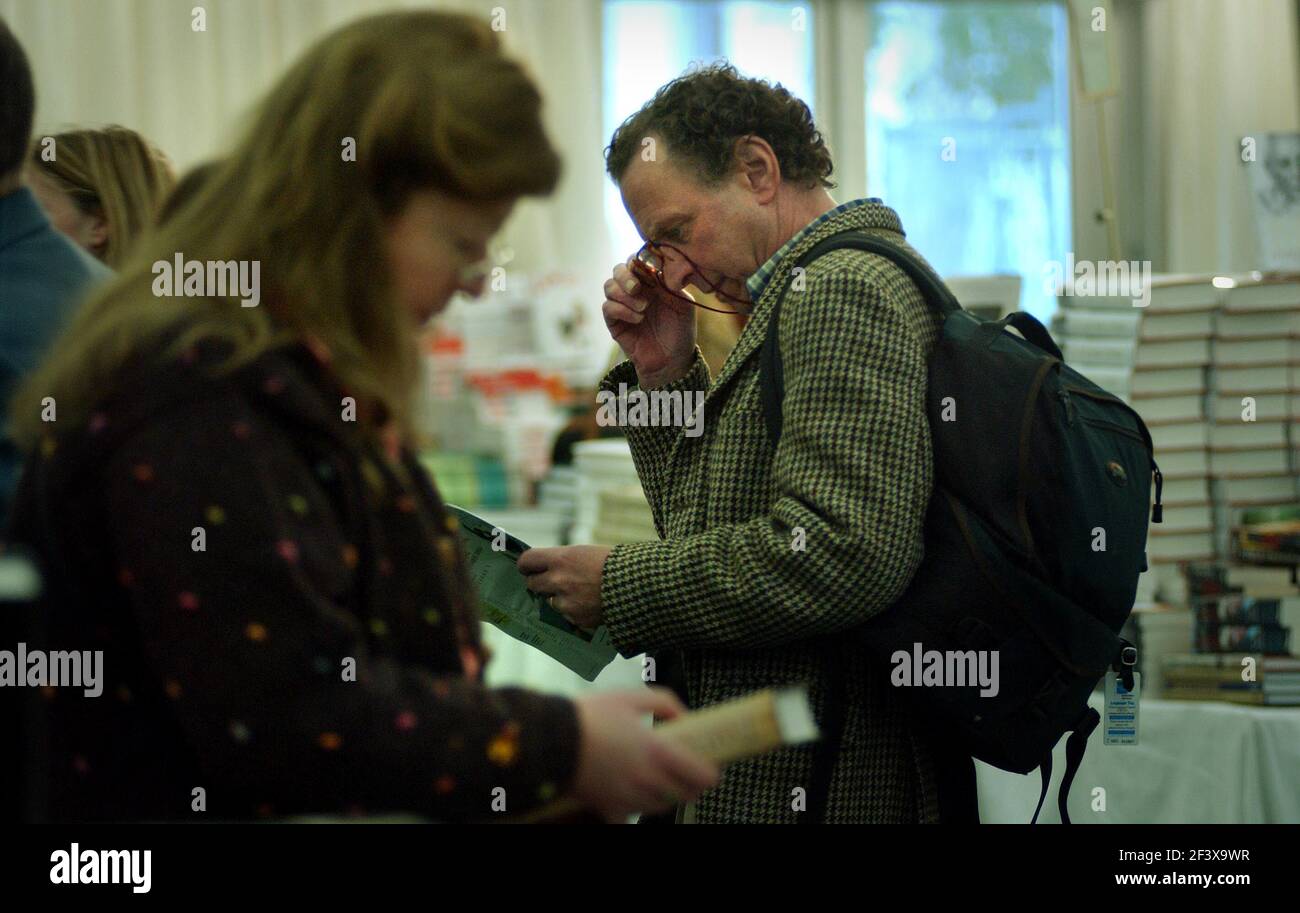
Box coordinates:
[602,0,815,260]
[866,1,1072,319]
[600,1,1073,320]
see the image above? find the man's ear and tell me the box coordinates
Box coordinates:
[733,135,779,203]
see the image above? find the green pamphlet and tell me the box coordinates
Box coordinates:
[446,505,618,682]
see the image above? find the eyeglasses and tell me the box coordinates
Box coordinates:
[457,259,491,285]
[456,242,512,287]
[630,240,749,315]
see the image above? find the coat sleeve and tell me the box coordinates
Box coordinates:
[597,347,711,539]
[102,392,580,820]
[600,257,934,652]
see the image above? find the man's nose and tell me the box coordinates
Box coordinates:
[661,256,694,293]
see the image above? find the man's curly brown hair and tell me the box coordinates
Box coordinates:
[605,63,835,191]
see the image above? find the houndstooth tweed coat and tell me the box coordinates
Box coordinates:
[599,201,947,823]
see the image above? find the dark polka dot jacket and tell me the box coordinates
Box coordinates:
[2,338,580,821]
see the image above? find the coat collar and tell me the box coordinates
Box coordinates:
[0,187,59,252]
[744,197,881,303]
[702,199,907,410]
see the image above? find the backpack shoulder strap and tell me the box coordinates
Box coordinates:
[759,230,959,447]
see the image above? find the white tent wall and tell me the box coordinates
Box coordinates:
[6,0,1298,318]
[0,0,612,306]
[1138,0,1300,273]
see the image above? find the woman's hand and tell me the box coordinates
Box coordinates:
[571,688,720,822]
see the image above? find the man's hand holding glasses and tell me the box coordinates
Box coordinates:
[601,241,748,389]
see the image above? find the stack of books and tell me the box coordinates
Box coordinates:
[592,485,658,545]
[420,452,511,509]
[1132,277,1220,567]
[1054,287,1141,401]
[1165,566,1298,705]
[536,464,579,544]
[570,439,650,545]
[1210,277,1300,557]
[1055,274,1300,577]
[1232,504,1300,564]
[1186,562,1291,646]
[1161,652,1300,705]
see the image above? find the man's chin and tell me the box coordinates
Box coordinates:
[717,277,751,303]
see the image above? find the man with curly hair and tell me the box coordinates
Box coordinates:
[518,63,976,824]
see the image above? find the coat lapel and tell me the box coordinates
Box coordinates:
[698,200,909,421]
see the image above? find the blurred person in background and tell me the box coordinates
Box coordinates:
[4,10,715,823]
[155,160,219,226]
[0,17,110,534]
[26,124,174,268]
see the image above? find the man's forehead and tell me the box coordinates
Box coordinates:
[621,155,693,239]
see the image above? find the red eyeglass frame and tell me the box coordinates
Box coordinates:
[629,240,750,315]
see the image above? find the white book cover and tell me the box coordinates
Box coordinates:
[1226,564,1300,595]
[1215,363,1290,394]
[1217,310,1296,339]
[1222,280,1300,313]
[1130,366,1205,396]
[1209,421,1287,450]
[1215,474,1299,505]
[1158,476,1211,505]
[1062,337,1136,367]
[1057,308,1141,338]
[1134,338,1211,368]
[1140,310,1215,340]
[1152,503,1214,532]
[1151,422,1209,451]
[1210,447,1291,477]
[1214,392,1289,422]
[1148,276,1221,312]
[1138,393,1205,424]
[1056,291,1137,311]
[1067,363,1131,395]
[1156,449,1209,478]
[1214,337,1291,366]
[1147,530,1216,562]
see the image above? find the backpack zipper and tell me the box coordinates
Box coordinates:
[1081,415,1146,444]
[1058,389,1075,426]
[1064,384,1164,523]
[1063,385,1153,451]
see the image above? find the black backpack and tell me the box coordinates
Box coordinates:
[758,231,1163,824]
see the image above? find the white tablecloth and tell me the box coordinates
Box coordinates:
[976,692,1300,823]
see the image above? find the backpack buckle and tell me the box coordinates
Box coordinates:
[1112,639,1138,691]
